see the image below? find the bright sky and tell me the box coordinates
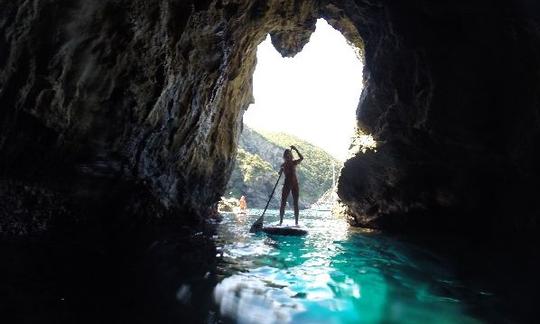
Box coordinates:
[243,19,364,161]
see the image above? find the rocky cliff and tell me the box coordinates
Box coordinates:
[337,2,540,241]
[227,125,338,208]
[1,0,539,245]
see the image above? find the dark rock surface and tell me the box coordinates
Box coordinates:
[1,0,540,322]
[337,1,540,243]
[2,0,538,243]
[0,0,323,235]
[0,0,538,240]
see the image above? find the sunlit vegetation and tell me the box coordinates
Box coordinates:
[259,130,341,193]
[348,127,377,156]
[237,149,274,183]
[226,127,340,207]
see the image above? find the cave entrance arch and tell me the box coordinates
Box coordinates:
[245,19,363,161]
[227,19,367,209]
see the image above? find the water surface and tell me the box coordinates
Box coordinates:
[213,209,494,323]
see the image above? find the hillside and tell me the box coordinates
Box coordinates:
[226,125,340,209]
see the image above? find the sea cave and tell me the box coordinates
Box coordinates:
[1,1,539,323]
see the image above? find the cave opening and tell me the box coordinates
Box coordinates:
[244,19,364,162]
[225,19,368,210]
[1,1,539,322]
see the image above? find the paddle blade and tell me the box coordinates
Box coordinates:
[249,215,264,233]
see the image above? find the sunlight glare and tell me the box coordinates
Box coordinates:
[348,127,377,158]
[243,19,364,161]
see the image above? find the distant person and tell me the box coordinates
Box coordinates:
[239,195,247,212]
[279,145,303,226]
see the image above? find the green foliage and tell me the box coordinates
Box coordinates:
[259,131,340,204]
[226,126,341,208]
[236,149,274,184]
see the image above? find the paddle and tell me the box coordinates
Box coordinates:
[249,169,283,233]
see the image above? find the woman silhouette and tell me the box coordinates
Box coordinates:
[279,145,303,226]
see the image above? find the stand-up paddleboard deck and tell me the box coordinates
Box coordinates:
[262,225,308,236]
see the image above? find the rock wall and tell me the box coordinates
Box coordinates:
[1,0,539,242]
[0,0,322,234]
[337,1,540,241]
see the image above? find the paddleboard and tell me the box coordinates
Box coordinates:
[262,225,308,236]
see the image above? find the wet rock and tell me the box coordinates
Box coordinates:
[0,0,539,244]
[0,0,321,234]
[337,1,540,241]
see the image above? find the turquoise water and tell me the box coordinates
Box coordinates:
[213,209,493,324]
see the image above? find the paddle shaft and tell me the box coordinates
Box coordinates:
[250,169,282,232]
[261,169,283,217]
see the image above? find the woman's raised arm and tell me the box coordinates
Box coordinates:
[291,145,303,163]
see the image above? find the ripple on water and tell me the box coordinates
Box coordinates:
[213,209,488,324]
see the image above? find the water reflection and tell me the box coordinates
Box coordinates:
[214,209,488,323]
